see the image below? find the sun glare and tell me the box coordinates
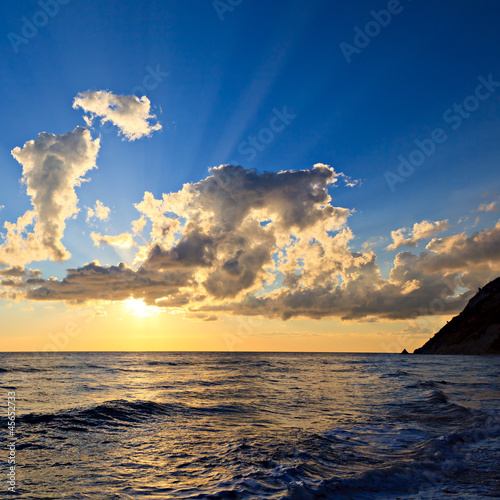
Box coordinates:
[123,298,161,317]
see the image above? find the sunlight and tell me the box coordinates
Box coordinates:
[122,298,161,318]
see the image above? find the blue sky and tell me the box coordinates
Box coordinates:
[1,0,500,351]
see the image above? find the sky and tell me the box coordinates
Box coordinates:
[1,0,500,352]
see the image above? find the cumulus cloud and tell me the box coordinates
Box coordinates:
[0,127,100,265]
[86,200,110,224]
[478,201,497,212]
[73,90,162,141]
[385,221,500,306]
[387,219,452,250]
[91,232,135,249]
[18,164,350,305]
[420,221,500,283]
[6,165,500,323]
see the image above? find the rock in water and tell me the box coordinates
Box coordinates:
[414,277,500,355]
[401,349,409,354]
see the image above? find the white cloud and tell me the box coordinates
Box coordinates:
[387,219,452,250]
[91,232,135,249]
[86,200,110,224]
[131,216,147,234]
[0,127,100,265]
[73,90,162,141]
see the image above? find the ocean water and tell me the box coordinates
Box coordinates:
[1,352,499,499]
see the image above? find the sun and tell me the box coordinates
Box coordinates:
[122,298,161,318]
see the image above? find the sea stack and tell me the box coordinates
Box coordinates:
[414,277,500,355]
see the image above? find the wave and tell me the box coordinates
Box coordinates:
[20,399,248,428]
[113,367,155,373]
[57,363,156,374]
[408,379,449,388]
[286,409,500,499]
[187,408,500,499]
[146,361,185,366]
[393,389,476,428]
[1,367,46,373]
[380,370,409,378]
[83,363,108,370]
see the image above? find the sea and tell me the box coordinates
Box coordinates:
[1,352,499,499]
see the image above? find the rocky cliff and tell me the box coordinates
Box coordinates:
[414,277,500,355]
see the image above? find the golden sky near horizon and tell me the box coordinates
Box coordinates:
[1,298,450,353]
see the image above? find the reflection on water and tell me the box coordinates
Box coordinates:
[1,352,498,498]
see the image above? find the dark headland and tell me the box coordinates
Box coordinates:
[414,277,500,355]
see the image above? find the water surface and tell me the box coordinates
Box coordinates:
[1,352,499,498]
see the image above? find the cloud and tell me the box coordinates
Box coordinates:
[387,219,452,250]
[0,127,100,266]
[420,221,500,280]
[25,261,194,305]
[0,266,43,298]
[86,200,110,224]
[338,172,361,188]
[19,164,349,305]
[183,312,218,322]
[0,266,41,278]
[386,221,500,303]
[91,232,135,249]
[478,201,497,212]
[131,216,147,234]
[73,90,162,141]
[393,322,432,337]
[198,245,473,321]
[6,165,500,323]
